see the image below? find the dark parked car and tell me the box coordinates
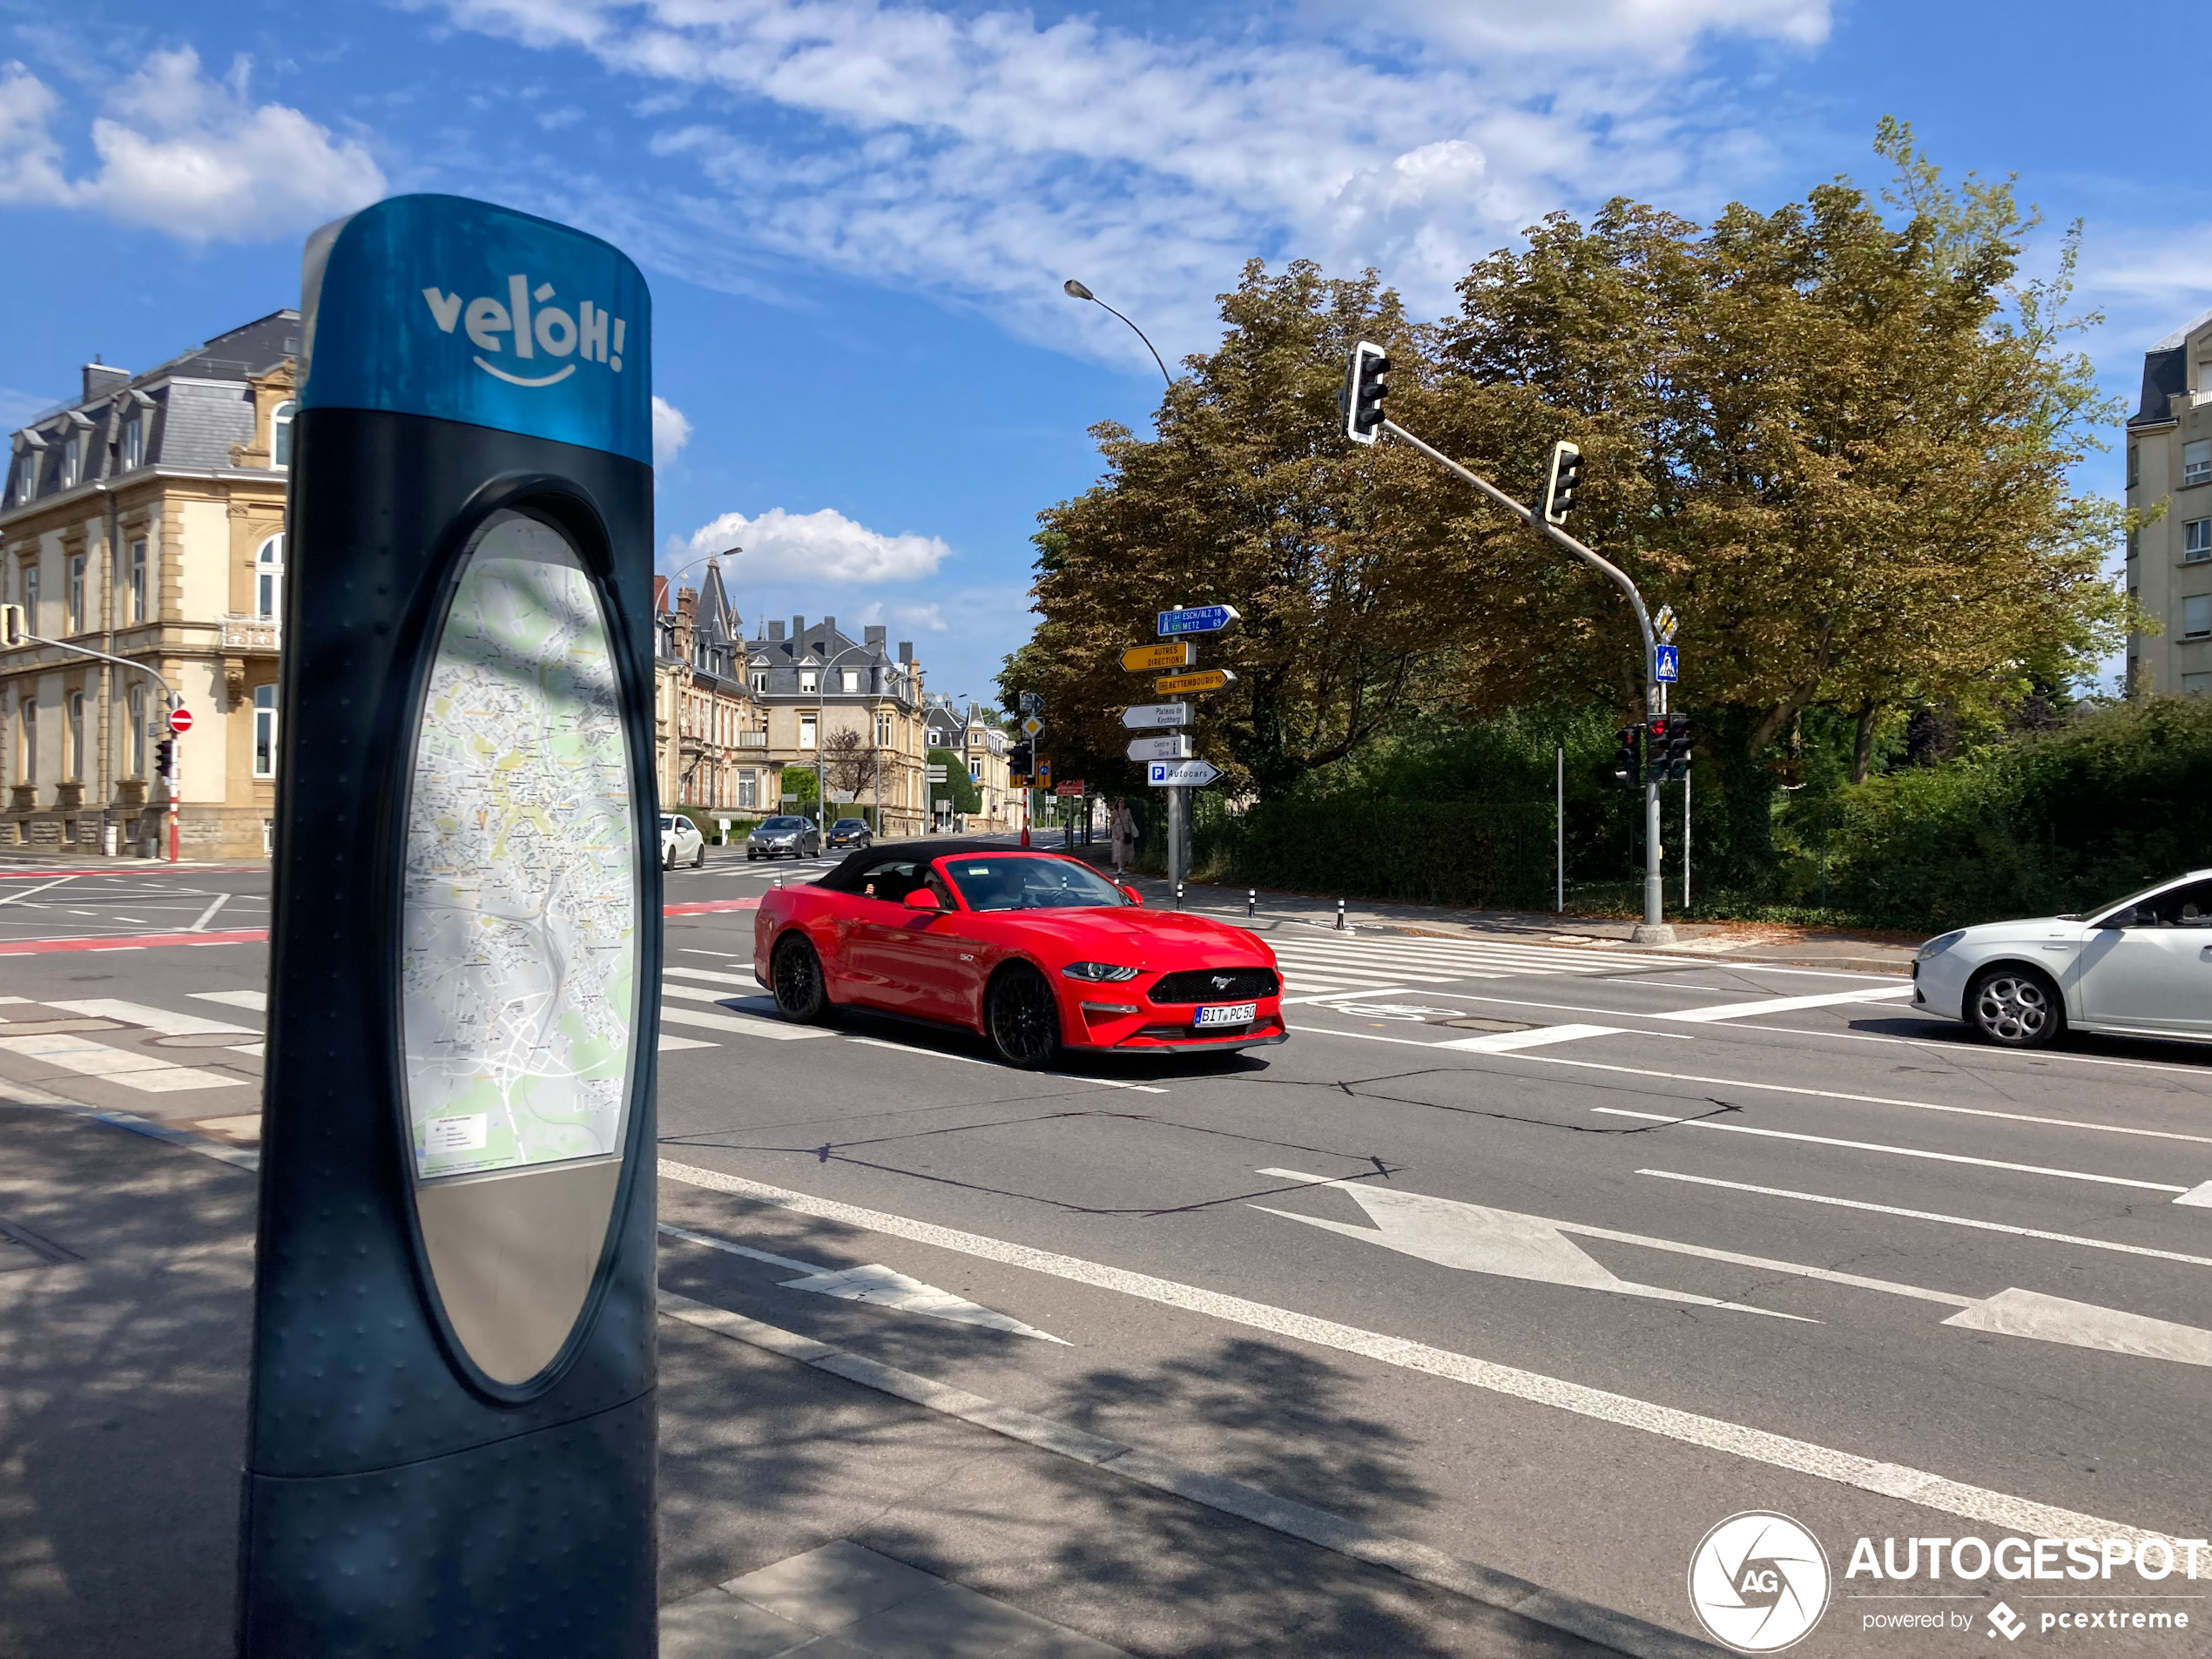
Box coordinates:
[747,816,821,860]
[826,818,873,850]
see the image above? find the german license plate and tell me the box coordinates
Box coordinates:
[1194,1001,1257,1028]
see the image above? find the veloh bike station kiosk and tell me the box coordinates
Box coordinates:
[239,195,663,1656]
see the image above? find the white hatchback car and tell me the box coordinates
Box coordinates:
[1912,868,2212,1048]
[658,813,705,869]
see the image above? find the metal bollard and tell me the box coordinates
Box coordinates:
[1336,898,1345,930]
[1246,888,1256,918]
[1176,882,1185,910]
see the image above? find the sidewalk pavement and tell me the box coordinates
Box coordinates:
[0,1096,1672,1659]
[1042,837,1917,975]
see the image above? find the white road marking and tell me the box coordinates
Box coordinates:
[660,1005,832,1042]
[1941,1288,2212,1367]
[46,999,256,1036]
[1259,1168,2212,1366]
[659,1219,1068,1340]
[664,967,757,988]
[191,990,267,1011]
[1592,1108,2197,1197]
[841,1035,1166,1093]
[658,1159,2187,1547]
[2179,1183,2212,1209]
[1657,987,1914,1022]
[1249,1174,1811,1318]
[1635,1170,2212,1268]
[1438,1022,1630,1054]
[0,1033,242,1091]
[0,875,76,907]
[1280,986,1422,1005]
[189,894,231,931]
[226,1042,266,1058]
[659,1034,717,1051]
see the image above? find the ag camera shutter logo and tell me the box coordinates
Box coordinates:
[1688,1512,1831,1652]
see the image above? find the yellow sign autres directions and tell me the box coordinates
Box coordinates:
[1154,668,1235,696]
[1121,642,1196,673]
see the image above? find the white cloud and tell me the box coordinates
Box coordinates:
[682,506,953,584]
[0,49,384,242]
[894,602,948,633]
[651,395,691,469]
[433,0,1823,361]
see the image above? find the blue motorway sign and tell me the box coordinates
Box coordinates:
[1157,604,1241,637]
[1655,644,1680,683]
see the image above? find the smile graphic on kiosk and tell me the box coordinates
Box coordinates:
[240,196,662,1657]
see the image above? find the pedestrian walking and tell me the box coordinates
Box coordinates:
[1109,798,1138,878]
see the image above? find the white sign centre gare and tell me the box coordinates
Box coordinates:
[420,277,631,388]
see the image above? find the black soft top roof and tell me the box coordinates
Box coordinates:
[813,840,1084,894]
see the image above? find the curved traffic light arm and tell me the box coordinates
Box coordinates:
[0,618,179,710]
[1378,419,1657,713]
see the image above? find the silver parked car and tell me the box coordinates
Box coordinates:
[1912,868,2212,1047]
[746,815,821,860]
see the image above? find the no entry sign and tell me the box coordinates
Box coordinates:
[167,707,193,734]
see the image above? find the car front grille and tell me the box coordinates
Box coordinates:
[1148,967,1279,1004]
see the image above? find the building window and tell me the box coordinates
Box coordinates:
[799,670,818,693]
[253,684,278,778]
[2185,519,2211,564]
[2183,594,2212,640]
[256,533,284,619]
[22,565,37,631]
[2183,440,2212,489]
[65,692,84,780]
[17,698,33,783]
[738,770,758,808]
[129,538,148,621]
[877,711,893,746]
[751,671,768,693]
[2185,672,2212,698]
[121,415,144,472]
[969,759,981,782]
[841,669,860,693]
[127,685,146,778]
[61,435,81,489]
[271,401,297,468]
[799,713,817,750]
[67,554,84,634]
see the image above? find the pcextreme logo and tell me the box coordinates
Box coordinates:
[419,276,630,389]
[1689,1512,1832,1653]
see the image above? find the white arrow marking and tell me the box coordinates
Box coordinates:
[659,1224,1069,1343]
[1257,1172,2212,1366]
[1941,1288,2212,1367]
[1249,1174,1811,1320]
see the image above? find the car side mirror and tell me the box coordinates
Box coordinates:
[1120,885,1143,906]
[906,889,942,911]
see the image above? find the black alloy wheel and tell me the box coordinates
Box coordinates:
[771,934,829,1022]
[1966,966,2063,1049]
[693,842,705,867]
[986,964,1062,1069]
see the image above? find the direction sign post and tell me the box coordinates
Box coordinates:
[1146,759,1222,788]
[1121,702,1190,730]
[1126,734,1193,763]
[244,196,660,1656]
[1121,641,1196,673]
[1156,604,1240,637]
[1154,668,1234,698]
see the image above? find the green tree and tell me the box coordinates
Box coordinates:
[927,748,981,815]
[779,766,818,808]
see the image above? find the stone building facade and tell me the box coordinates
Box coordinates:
[2,311,298,857]
[2126,307,2212,698]
[743,615,929,836]
[652,561,765,817]
[921,697,1015,832]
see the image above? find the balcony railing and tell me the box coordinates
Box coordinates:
[220,615,281,652]
[737,730,769,747]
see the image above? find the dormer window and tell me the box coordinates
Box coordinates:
[121,415,144,471]
[271,401,297,468]
[799,670,818,693]
[61,435,81,489]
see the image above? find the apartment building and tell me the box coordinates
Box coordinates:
[2125,307,2212,698]
[653,561,765,817]
[2,312,297,856]
[743,616,929,835]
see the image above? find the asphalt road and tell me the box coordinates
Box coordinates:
[3,848,2207,1656]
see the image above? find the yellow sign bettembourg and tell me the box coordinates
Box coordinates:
[1121,642,1196,672]
[1154,668,1235,696]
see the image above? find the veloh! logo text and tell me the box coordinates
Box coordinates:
[420,277,629,389]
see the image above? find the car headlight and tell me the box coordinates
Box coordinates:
[1916,930,1965,961]
[1062,961,1142,982]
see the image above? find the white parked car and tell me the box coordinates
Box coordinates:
[1912,868,2212,1048]
[659,813,705,869]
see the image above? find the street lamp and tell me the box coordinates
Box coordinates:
[812,639,878,846]
[1062,280,1172,388]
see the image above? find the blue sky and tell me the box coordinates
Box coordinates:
[3,0,2204,703]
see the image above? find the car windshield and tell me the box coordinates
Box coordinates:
[2087,877,2180,921]
[760,818,805,832]
[942,856,1129,912]
[833,819,867,831]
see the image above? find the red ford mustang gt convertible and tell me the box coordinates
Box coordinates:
[752,840,1286,1067]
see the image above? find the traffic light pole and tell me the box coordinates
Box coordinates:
[1378,419,1673,942]
[3,625,180,862]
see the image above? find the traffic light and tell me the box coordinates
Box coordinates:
[1609,724,1642,789]
[1541,441,1583,524]
[1644,716,1693,782]
[1008,741,1032,784]
[154,738,174,778]
[1339,341,1391,445]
